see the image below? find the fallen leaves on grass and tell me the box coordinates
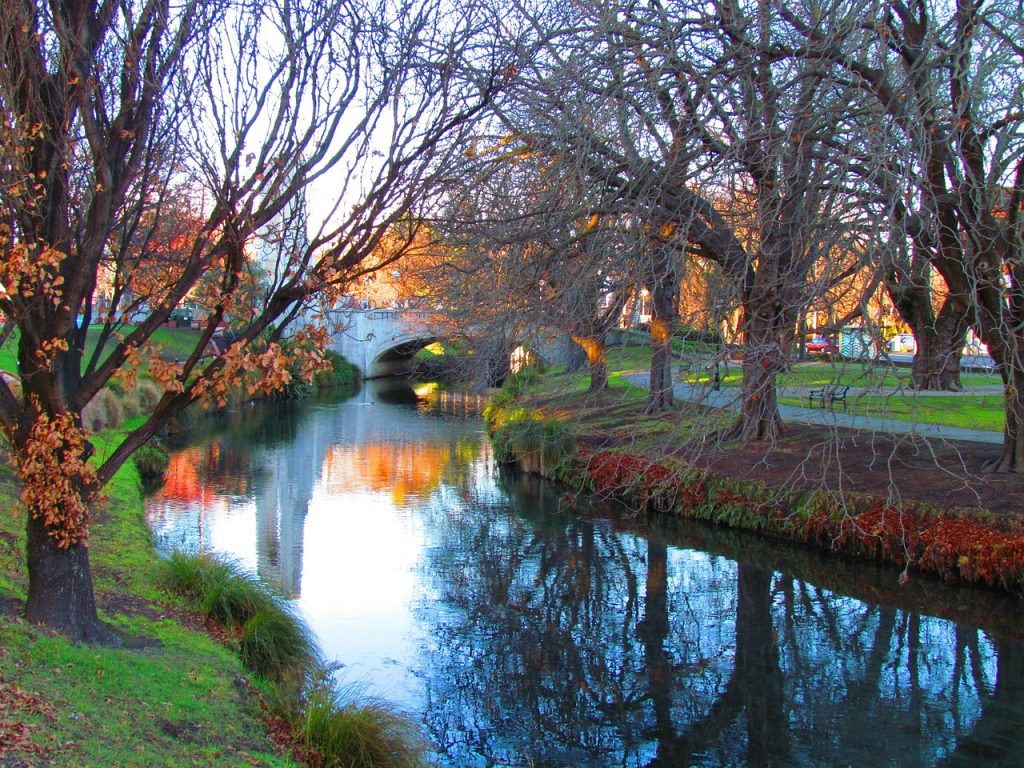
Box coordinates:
[0,680,57,761]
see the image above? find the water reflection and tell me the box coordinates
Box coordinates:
[146,381,1024,767]
[417,472,1024,766]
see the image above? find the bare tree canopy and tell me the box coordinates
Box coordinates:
[0,0,511,640]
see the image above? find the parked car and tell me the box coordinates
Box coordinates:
[805,335,836,356]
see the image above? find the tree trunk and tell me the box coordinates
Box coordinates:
[565,337,587,372]
[722,309,785,441]
[985,363,1024,473]
[645,273,677,413]
[646,317,675,412]
[25,508,111,643]
[572,335,608,392]
[886,249,971,391]
[15,335,112,642]
[906,298,969,391]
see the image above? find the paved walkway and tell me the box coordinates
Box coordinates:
[624,371,1003,445]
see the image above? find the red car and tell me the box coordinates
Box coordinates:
[805,336,835,356]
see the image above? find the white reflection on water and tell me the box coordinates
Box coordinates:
[298,485,429,701]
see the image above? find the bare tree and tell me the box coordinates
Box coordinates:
[0,0,506,640]
[819,0,1024,467]
[488,0,874,437]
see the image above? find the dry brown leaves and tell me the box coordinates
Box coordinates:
[0,680,56,763]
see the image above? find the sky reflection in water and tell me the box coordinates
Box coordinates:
[146,380,1024,767]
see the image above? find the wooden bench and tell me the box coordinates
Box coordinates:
[808,385,849,410]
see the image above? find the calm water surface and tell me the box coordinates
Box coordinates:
[146,380,1024,767]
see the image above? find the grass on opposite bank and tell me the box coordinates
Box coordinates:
[0,422,298,767]
[677,358,1001,391]
[779,393,1004,432]
[603,344,1003,432]
[513,345,1005,451]
[0,326,207,376]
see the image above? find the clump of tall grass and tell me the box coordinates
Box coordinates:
[160,552,273,625]
[158,552,316,679]
[81,379,164,433]
[133,379,163,411]
[239,605,317,682]
[158,552,427,765]
[134,442,169,492]
[297,674,427,768]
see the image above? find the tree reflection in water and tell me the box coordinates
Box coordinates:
[147,386,1024,767]
[414,470,1024,767]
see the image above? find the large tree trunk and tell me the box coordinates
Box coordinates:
[645,276,677,414]
[25,512,111,643]
[902,294,970,391]
[15,337,112,642]
[984,363,1024,473]
[722,308,786,441]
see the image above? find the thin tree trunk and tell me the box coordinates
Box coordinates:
[722,309,785,441]
[565,336,587,372]
[572,335,609,392]
[645,277,677,413]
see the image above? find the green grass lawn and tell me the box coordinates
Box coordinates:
[679,359,1001,391]
[0,330,17,373]
[0,325,206,375]
[601,343,1005,432]
[780,393,1005,432]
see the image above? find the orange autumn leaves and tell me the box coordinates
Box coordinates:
[0,227,65,306]
[17,399,97,549]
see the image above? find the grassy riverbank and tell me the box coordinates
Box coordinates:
[486,357,1024,594]
[0,425,298,766]
[2,402,426,766]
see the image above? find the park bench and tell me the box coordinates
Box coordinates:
[808,385,849,410]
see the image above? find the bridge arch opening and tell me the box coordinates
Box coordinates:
[367,337,439,378]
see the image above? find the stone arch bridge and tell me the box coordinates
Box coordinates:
[328,308,567,379]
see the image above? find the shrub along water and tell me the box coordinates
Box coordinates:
[299,676,427,768]
[133,442,169,491]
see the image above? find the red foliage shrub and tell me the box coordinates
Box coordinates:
[576,449,1024,593]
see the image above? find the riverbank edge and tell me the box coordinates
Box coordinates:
[485,396,1024,597]
[0,428,299,766]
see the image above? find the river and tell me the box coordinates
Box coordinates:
[145,379,1024,767]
